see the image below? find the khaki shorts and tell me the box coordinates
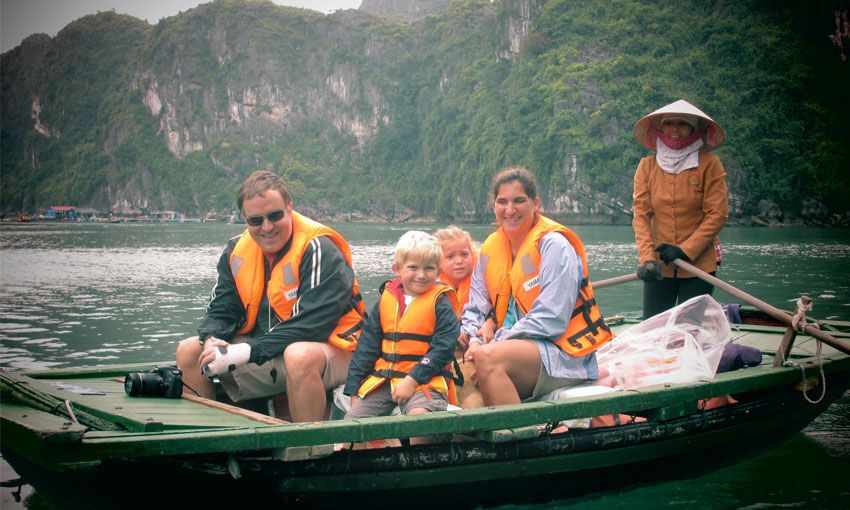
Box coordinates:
[346,383,448,418]
[526,365,586,402]
[218,336,352,402]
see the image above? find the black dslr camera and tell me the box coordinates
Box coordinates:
[124,365,183,398]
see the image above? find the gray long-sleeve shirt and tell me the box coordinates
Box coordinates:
[461,232,597,379]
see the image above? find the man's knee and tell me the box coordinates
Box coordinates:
[283,343,326,379]
[176,336,201,367]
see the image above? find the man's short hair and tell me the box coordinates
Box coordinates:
[237,170,292,211]
[394,230,442,268]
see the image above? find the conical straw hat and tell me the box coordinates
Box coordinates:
[632,99,725,151]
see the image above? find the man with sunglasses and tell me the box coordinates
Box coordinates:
[176,170,365,422]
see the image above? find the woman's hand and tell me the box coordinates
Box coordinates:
[637,261,662,281]
[457,331,471,350]
[391,376,418,404]
[459,319,496,352]
[655,244,690,265]
[464,340,482,362]
[479,319,497,343]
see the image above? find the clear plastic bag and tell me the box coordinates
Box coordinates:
[596,295,732,390]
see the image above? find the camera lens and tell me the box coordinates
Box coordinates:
[124,372,163,397]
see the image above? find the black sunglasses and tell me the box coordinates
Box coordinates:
[245,209,285,227]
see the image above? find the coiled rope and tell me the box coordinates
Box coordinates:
[784,296,826,404]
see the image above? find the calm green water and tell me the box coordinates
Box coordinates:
[1,222,849,508]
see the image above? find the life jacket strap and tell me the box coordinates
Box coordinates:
[565,316,612,348]
[371,368,408,380]
[337,318,364,341]
[446,358,464,387]
[340,292,366,315]
[381,352,423,363]
[570,296,598,319]
[382,332,432,343]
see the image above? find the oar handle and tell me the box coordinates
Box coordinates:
[594,272,639,290]
[671,258,850,357]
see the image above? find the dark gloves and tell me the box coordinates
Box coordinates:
[655,244,691,265]
[637,261,662,282]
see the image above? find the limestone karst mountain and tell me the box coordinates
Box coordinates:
[2,0,848,224]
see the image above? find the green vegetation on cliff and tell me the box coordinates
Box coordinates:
[2,0,848,221]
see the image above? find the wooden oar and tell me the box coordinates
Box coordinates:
[671,258,850,357]
[594,272,639,290]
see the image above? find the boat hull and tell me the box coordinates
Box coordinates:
[3,369,848,509]
[3,318,849,508]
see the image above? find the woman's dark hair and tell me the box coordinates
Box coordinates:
[237,170,292,211]
[490,166,539,202]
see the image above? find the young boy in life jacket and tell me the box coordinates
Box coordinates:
[343,231,461,444]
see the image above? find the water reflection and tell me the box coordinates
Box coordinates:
[0,245,218,369]
[1,223,848,371]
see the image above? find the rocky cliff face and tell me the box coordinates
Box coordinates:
[505,0,543,55]
[2,3,410,215]
[359,0,451,22]
[1,12,151,213]
[2,0,847,223]
[132,6,396,159]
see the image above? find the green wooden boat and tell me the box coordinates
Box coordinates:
[2,308,849,509]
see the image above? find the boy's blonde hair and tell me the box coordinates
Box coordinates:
[394,230,442,268]
[434,225,479,257]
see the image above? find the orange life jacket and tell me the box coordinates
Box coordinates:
[357,282,459,405]
[439,269,472,317]
[480,214,613,357]
[229,210,364,350]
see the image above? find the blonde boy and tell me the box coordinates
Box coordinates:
[343,231,460,427]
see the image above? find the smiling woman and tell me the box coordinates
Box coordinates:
[631,99,729,319]
[460,166,613,407]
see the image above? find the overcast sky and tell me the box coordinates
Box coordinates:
[1,0,363,53]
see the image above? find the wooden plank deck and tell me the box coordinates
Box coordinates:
[2,372,283,432]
